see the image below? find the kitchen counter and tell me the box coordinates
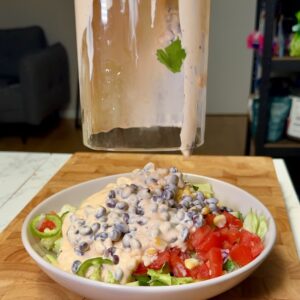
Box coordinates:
[0,152,300,299]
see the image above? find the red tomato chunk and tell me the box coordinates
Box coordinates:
[133,213,265,281]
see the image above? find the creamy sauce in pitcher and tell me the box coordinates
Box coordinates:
[74,0,210,156]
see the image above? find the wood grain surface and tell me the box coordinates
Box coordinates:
[0,153,299,300]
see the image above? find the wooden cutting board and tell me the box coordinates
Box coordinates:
[1,153,299,299]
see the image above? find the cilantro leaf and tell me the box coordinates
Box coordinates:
[156,38,186,73]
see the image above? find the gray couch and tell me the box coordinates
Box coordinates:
[0,26,69,126]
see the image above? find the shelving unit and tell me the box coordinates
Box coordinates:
[251,0,300,157]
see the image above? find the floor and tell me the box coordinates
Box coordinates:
[0,115,248,155]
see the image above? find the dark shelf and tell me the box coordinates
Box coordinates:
[247,0,300,158]
[263,139,300,157]
[272,56,300,72]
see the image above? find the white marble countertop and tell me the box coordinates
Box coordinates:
[0,152,299,258]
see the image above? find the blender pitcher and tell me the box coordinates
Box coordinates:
[75,0,210,156]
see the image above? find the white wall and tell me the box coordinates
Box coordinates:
[0,0,78,118]
[0,0,256,116]
[207,0,256,114]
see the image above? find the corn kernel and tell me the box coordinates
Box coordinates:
[201,206,210,215]
[154,237,167,248]
[145,247,157,256]
[184,258,200,270]
[213,214,227,228]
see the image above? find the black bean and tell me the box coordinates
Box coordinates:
[109,229,122,242]
[146,177,157,185]
[164,183,177,193]
[187,211,197,220]
[130,238,141,249]
[167,174,179,185]
[162,190,174,200]
[101,223,108,230]
[116,201,129,210]
[121,186,132,199]
[220,206,233,212]
[137,218,148,225]
[77,241,89,253]
[91,223,100,233]
[193,199,205,207]
[108,190,116,198]
[71,260,81,274]
[95,232,108,241]
[112,254,119,264]
[123,213,130,224]
[167,199,176,208]
[195,192,205,201]
[107,246,116,255]
[169,237,178,243]
[205,198,218,205]
[169,167,178,173]
[152,195,161,202]
[95,206,106,219]
[115,223,129,233]
[180,227,189,241]
[130,184,138,193]
[122,234,131,248]
[208,203,218,212]
[106,198,117,208]
[77,219,86,226]
[79,225,92,236]
[135,206,144,216]
[181,198,191,209]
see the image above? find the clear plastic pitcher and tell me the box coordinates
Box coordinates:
[75,0,210,156]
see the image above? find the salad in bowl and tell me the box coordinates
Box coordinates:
[26,163,270,288]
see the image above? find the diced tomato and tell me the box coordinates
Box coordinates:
[207,247,223,278]
[147,250,170,270]
[230,244,253,266]
[190,262,210,280]
[219,227,241,245]
[169,248,190,277]
[195,231,222,253]
[133,263,148,275]
[239,229,264,258]
[223,211,243,228]
[38,219,56,232]
[205,214,215,227]
[187,225,212,251]
[222,240,233,250]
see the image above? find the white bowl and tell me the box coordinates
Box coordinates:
[22,173,276,300]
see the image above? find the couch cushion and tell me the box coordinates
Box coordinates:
[0,26,47,78]
[0,84,23,111]
[0,76,19,88]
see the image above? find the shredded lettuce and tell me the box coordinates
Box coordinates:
[57,204,76,218]
[192,183,214,198]
[243,210,268,239]
[44,254,58,266]
[132,267,194,286]
[257,215,268,239]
